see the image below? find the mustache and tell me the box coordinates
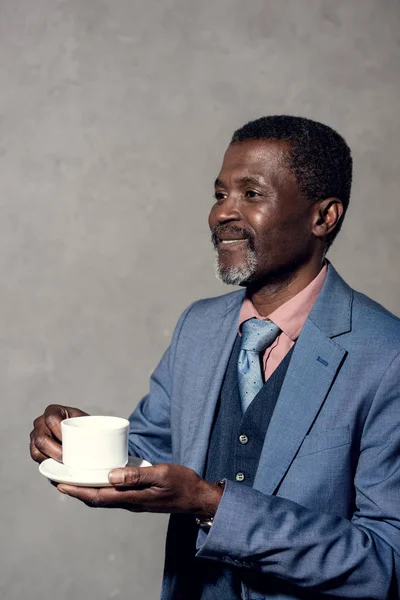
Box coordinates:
[211,225,256,251]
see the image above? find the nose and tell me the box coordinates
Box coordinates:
[210,194,242,226]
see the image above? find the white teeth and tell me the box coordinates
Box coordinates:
[220,239,245,244]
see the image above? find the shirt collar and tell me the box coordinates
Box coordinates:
[238,263,328,341]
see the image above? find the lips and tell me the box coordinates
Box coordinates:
[212,226,251,249]
[217,232,247,242]
[216,233,249,249]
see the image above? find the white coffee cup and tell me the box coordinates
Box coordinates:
[61,415,129,472]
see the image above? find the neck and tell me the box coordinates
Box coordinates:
[246,256,325,317]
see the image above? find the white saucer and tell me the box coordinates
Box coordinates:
[39,456,152,487]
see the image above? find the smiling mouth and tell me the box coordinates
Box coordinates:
[211,225,254,251]
[217,239,248,248]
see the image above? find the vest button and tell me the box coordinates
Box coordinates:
[235,471,245,482]
[239,434,248,445]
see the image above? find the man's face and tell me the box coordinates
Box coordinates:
[209,139,317,286]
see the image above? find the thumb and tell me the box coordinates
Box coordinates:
[108,465,158,487]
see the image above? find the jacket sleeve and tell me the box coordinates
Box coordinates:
[127,302,196,465]
[196,351,400,599]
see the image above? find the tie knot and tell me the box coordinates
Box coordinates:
[241,318,281,352]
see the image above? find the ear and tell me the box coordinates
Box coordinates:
[311,198,344,240]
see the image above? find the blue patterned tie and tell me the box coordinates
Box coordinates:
[238,318,281,412]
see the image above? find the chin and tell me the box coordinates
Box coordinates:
[214,260,257,287]
[213,246,258,286]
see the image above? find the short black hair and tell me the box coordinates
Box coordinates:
[231,115,352,249]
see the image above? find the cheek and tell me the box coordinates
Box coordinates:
[253,211,311,254]
[247,208,273,232]
[250,207,282,241]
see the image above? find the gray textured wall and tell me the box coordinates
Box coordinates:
[1,1,399,599]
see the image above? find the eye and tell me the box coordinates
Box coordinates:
[213,191,227,202]
[245,190,261,199]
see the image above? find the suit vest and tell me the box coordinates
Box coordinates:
[164,335,293,600]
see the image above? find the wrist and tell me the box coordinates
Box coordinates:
[195,479,225,523]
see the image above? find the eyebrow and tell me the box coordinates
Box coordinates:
[214,175,264,188]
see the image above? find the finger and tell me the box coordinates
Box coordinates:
[44,404,89,441]
[57,484,157,512]
[29,430,49,464]
[34,429,63,462]
[108,465,163,488]
[44,405,70,441]
[57,485,101,506]
[57,485,121,508]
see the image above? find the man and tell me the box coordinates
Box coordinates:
[30,116,400,599]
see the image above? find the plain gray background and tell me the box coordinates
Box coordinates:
[1,1,399,599]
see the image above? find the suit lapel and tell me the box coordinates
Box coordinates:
[253,263,353,495]
[183,292,244,475]
[253,319,347,495]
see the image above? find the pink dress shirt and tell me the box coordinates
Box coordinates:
[238,264,327,381]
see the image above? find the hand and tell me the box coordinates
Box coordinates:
[56,463,224,517]
[30,404,89,464]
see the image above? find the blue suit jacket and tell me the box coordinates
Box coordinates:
[128,264,400,599]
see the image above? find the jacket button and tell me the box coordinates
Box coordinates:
[235,471,245,482]
[239,434,248,444]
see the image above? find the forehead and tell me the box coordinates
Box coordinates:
[217,139,294,187]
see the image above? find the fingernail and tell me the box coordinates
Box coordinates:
[108,469,125,484]
[58,486,68,494]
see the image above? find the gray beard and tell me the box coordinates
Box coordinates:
[213,247,258,286]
